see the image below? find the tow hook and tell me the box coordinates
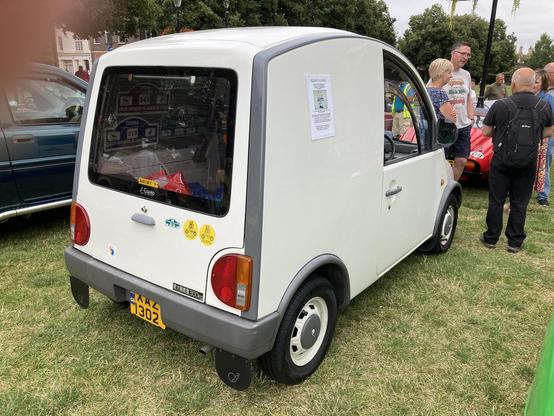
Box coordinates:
[214,349,252,390]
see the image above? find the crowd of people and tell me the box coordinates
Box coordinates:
[423,43,554,253]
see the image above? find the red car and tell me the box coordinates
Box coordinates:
[395,106,493,182]
[461,126,492,181]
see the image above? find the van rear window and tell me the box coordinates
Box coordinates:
[88,66,237,216]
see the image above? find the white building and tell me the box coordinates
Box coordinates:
[55,27,92,74]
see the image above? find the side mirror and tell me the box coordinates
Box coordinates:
[437,119,458,146]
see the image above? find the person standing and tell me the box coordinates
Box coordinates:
[533,69,554,205]
[470,78,477,106]
[537,62,554,206]
[391,81,414,138]
[480,68,553,253]
[426,58,457,123]
[484,73,507,100]
[74,65,89,82]
[444,41,475,181]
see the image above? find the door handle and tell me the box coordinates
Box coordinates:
[131,213,156,226]
[385,185,403,197]
[12,135,34,144]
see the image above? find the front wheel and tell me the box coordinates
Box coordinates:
[258,276,337,385]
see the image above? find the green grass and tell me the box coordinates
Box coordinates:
[1,184,553,415]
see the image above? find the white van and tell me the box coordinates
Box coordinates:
[65,27,460,390]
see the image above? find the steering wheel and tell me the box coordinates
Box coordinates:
[384,135,395,162]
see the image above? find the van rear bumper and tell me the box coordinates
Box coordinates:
[64,247,279,359]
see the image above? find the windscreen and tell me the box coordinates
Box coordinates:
[88,66,237,216]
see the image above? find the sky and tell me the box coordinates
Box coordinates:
[383,0,554,51]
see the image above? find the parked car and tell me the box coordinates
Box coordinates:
[65,27,460,390]
[461,103,494,181]
[525,311,554,415]
[0,63,87,221]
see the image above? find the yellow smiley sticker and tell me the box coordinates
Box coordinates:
[183,220,198,240]
[199,224,216,246]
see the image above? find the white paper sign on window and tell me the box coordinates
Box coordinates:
[305,74,336,140]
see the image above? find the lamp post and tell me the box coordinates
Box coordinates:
[223,0,229,28]
[477,0,498,108]
[173,0,182,33]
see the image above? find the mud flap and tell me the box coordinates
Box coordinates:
[70,276,89,309]
[214,349,251,390]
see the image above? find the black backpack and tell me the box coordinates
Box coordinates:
[495,98,544,168]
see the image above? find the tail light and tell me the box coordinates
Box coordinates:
[70,202,90,246]
[465,160,479,172]
[211,255,252,311]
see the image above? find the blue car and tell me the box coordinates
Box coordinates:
[0,64,87,221]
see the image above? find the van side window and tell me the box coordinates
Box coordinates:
[383,55,432,164]
[5,77,85,125]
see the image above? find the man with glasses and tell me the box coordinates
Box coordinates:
[537,62,554,206]
[444,41,475,181]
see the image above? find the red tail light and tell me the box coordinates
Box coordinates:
[211,255,252,311]
[465,160,478,172]
[70,202,90,246]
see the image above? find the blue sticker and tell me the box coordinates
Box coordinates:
[165,218,180,229]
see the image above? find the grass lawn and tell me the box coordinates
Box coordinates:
[1,184,553,415]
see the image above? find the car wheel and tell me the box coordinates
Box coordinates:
[258,276,337,385]
[429,194,458,254]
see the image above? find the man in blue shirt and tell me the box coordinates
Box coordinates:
[391,82,414,138]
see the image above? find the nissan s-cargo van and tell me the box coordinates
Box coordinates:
[65,27,460,390]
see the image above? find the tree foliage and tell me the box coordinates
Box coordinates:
[525,34,554,70]
[59,0,163,38]
[399,5,517,80]
[59,0,396,45]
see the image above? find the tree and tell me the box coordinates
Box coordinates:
[399,5,517,80]
[398,5,456,71]
[59,0,163,38]
[488,20,517,77]
[58,0,396,45]
[280,0,396,45]
[525,34,554,69]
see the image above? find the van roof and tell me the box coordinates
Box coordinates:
[119,27,357,52]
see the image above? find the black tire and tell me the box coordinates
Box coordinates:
[258,276,337,385]
[420,194,458,254]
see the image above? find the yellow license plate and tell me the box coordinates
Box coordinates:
[129,292,166,329]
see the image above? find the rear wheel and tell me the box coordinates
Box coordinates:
[259,276,337,385]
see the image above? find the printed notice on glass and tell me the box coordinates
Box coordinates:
[305,74,336,140]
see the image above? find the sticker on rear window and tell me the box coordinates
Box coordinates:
[183,220,198,240]
[104,117,159,151]
[138,177,159,188]
[199,224,216,246]
[116,84,169,115]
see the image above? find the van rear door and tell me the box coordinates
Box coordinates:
[76,66,240,304]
